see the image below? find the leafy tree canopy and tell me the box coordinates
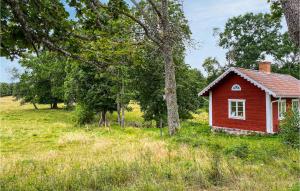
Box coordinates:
[218,12,299,78]
[15,52,67,108]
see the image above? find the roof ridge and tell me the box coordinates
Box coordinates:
[233,67,299,79]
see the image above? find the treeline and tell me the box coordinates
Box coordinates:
[0,83,15,97]
[12,50,205,127]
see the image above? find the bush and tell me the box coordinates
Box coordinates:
[74,104,94,125]
[224,143,249,159]
[280,110,300,148]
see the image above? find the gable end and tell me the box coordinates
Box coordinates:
[198,67,276,97]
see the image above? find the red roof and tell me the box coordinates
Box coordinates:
[199,67,300,98]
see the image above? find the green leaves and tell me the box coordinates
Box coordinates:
[16,52,67,107]
[218,12,298,74]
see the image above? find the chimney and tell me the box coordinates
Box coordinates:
[259,61,271,73]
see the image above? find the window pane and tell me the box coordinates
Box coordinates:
[238,111,244,117]
[237,102,243,107]
[279,100,286,119]
[231,106,236,116]
[231,102,236,107]
[231,111,236,116]
[292,101,299,111]
[282,102,286,112]
[279,103,282,115]
[238,105,243,111]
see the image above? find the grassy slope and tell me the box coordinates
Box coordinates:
[0,96,299,191]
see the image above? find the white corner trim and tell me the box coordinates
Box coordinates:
[198,67,277,97]
[209,91,212,126]
[265,93,273,133]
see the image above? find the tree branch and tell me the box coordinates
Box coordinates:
[146,0,163,21]
[91,0,162,47]
[6,0,107,69]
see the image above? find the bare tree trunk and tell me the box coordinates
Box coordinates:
[98,113,103,127]
[160,0,180,136]
[121,104,125,128]
[32,102,38,110]
[163,46,180,135]
[281,0,300,47]
[52,102,58,109]
[117,96,121,126]
[98,111,107,127]
[120,73,125,128]
[159,117,163,137]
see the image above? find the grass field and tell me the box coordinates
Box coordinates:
[0,96,299,191]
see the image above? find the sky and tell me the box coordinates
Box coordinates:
[0,0,276,82]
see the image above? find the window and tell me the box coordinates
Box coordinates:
[278,100,286,120]
[231,84,241,91]
[228,99,245,120]
[292,99,299,112]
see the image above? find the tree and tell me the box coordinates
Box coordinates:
[268,0,300,47]
[218,12,299,77]
[83,0,190,134]
[272,32,300,79]
[280,0,300,47]
[202,57,223,83]
[0,83,13,97]
[131,44,205,127]
[218,13,282,69]
[65,62,118,126]
[127,0,191,135]
[16,52,66,109]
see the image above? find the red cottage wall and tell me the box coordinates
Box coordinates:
[272,98,293,132]
[212,72,266,132]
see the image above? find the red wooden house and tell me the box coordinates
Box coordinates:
[199,61,300,134]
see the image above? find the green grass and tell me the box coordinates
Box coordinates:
[0,96,299,191]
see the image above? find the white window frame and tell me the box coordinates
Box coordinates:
[228,99,246,120]
[292,99,299,113]
[278,99,286,120]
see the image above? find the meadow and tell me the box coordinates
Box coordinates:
[0,96,299,191]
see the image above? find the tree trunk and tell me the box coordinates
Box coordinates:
[281,0,300,47]
[159,117,163,137]
[98,111,107,127]
[32,102,38,110]
[117,97,121,126]
[163,46,180,136]
[52,102,58,109]
[121,104,125,128]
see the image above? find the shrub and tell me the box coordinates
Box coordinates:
[74,104,94,125]
[280,110,300,148]
[224,143,249,159]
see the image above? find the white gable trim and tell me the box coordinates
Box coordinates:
[198,67,276,97]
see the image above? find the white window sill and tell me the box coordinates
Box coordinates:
[229,116,245,120]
